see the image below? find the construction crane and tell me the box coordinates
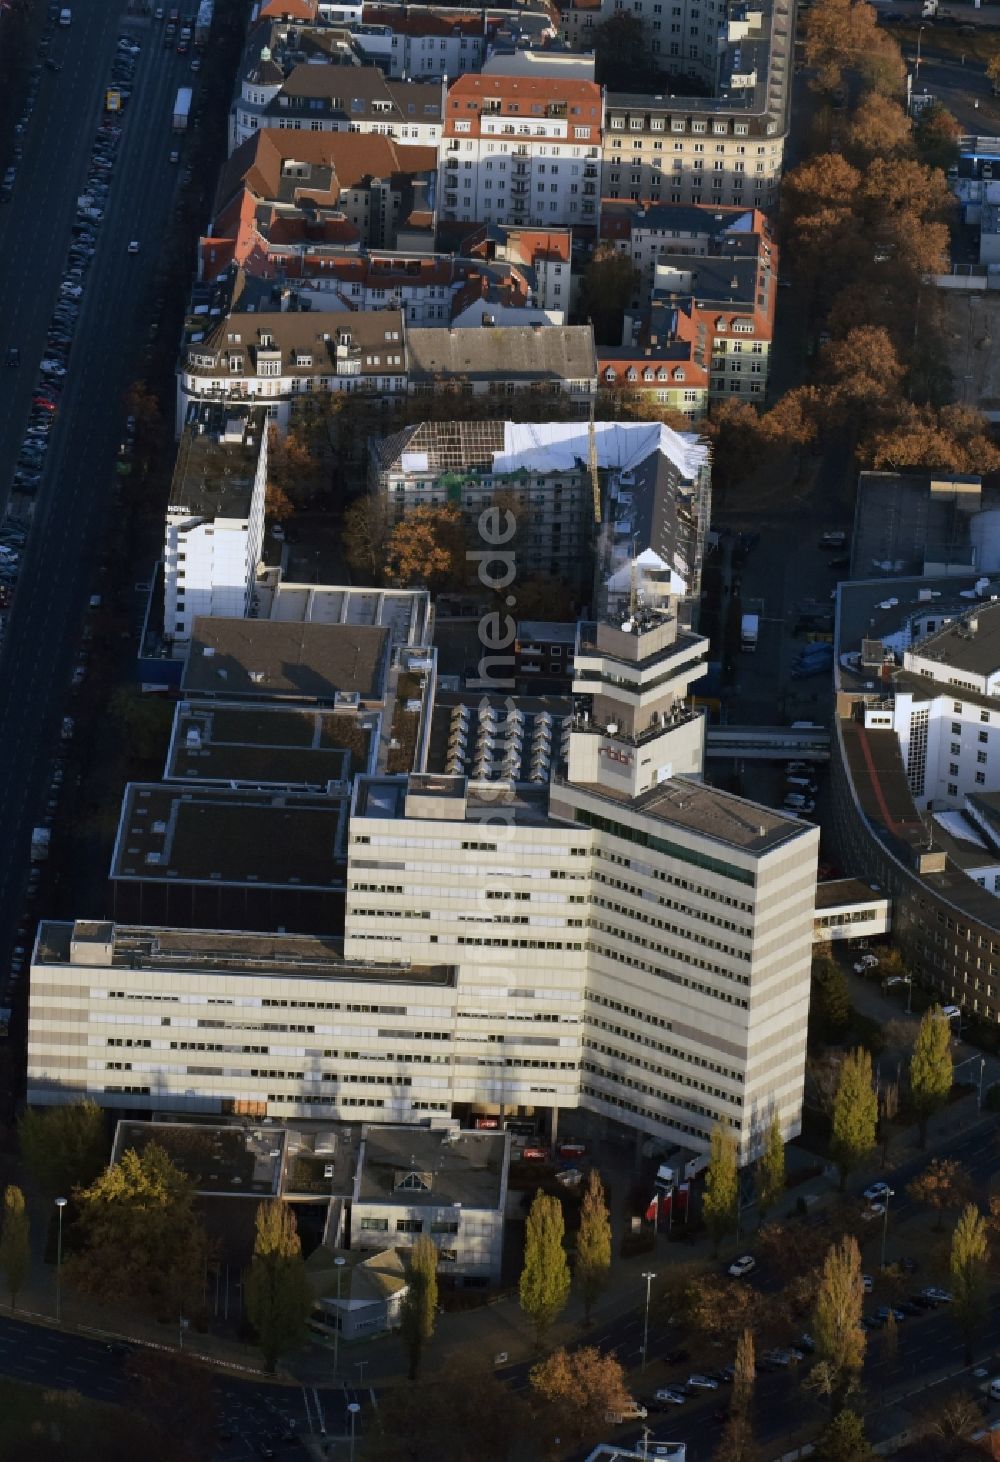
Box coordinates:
[588,416,601,526]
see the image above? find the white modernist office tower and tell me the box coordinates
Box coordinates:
[29,589,818,1158]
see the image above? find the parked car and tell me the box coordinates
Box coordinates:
[728,1254,756,1278]
[863,1182,892,1203]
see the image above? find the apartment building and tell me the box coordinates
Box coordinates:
[210,129,439,256]
[405,323,597,405]
[177,310,407,433]
[163,406,268,648]
[231,63,444,153]
[597,203,777,411]
[439,74,603,230]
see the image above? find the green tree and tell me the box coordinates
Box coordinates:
[950,1203,989,1364]
[811,1235,866,1412]
[0,1185,29,1310]
[244,1200,310,1374]
[910,1006,953,1148]
[109,686,175,762]
[69,1142,207,1321]
[703,1123,740,1255]
[399,1232,439,1381]
[809,955,852,1046]
[591,12,655,90]
[575,1169,612,1325]
[578,243,638,347]
[519,1191,571,1345]
[915,103,961,173]
[830,1048,878,1189]
[18,1100,107,1197]
[815,1408,874,1462]
[757,1114,786,1222]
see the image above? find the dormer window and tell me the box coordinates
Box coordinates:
[672,368,686,381]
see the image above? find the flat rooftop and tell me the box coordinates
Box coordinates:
[182,618,390,703]
[36,920,458,986]
[268,583,430,648]
[165,701,376,786]
[909,599,1000,679]
[356,1126,506,1211]
[834,576,999,696]
[111,1120,285,1197]
[814,878,888,911]
[579,775,811,856]
[850,472,987,579]
[169,405,267,521]
[111,782,350,888]
[352,773,553,826]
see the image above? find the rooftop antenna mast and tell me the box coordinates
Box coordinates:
[630,532,639,621]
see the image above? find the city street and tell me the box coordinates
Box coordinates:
[0,2,189,998]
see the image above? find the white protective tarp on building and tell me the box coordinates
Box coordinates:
[493,421,709,482]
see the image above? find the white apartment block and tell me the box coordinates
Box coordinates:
[164,407,268,647]
[439,74,602,230]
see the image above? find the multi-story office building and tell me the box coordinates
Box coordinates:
[438,74,603,230]
[164,406,268,647]
[30,586,819,1158]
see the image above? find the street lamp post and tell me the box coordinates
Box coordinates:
[355,1359,368,1388]
[54,1197,67,1323]
[641,1271,656,1373]
[347,1400,361,1462]
[332,1255,347,1379]
[916,24,926,79]
[978,1056,986,1112]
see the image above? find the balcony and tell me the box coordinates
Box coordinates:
[572,701,703,749]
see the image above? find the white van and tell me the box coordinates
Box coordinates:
[59,7,71,22]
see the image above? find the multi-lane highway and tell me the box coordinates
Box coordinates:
[0,1311,373,1459]
[0,2,192,1011]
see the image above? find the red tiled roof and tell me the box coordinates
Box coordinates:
[257,0,317,19]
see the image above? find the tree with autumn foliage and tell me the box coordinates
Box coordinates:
[802,0,903,96]
[385,505,467,591]
[843,93,912,168]
[529,1346,632,1446]
[865,402,1000,474]
[810,1236,866,1413]
[907,1159,972,1233]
